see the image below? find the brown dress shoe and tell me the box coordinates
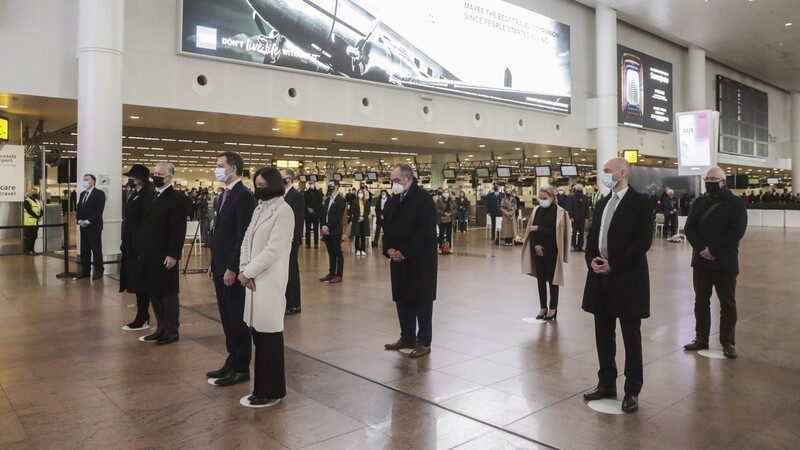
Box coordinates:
[409,345,431,358]
[319,274,333,282]
[722,343,737,359]
[328,276,342,284]
[683,339,709,351]
[384,340,416,350]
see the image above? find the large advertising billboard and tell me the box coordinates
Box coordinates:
[180,0,572,113]
[617,45,673,132]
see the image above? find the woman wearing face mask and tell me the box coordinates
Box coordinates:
[349,188,371,255]
[455,190,470,233]
[435,190,457,254]
[521,186,571,320]
[373,189,390,247]
[499,189,518,246]
[119,165,154,330]
[236,167,294,407]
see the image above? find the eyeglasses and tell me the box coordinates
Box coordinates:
[703,177,723,182]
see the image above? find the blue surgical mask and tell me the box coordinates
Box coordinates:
[539,199,551,208]
[82,180,90,189]
[214,167,230,183]
[600,170,619,190]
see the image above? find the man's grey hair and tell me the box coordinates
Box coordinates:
[392,163,415,180]
[155,162,175,177]
[283,168,296,181]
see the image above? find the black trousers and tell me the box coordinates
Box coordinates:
[490,215,498,239]
[456,211,468,232]
[79,226,104,276]
[693,268,738,345]
[285,243,301,310]
[150,293,180,337]
[23,226,39,253]
[252,329,286,399]
[305,215,319,247]
[354,221,366,252]
[325,234,343,277]
[214,276,251,373]
[572,219,585,250]
[594,315,643,396]
[396,302,433,347]
[373,221,384,246]
[438,222,452,247]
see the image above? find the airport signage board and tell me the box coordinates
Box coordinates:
[675,110,718,176]
[0,116,8,142]
[0,145,24,202]
[180,0,572,113]
[617,45,673,132]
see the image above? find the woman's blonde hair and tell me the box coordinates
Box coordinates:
[539,185,557,203]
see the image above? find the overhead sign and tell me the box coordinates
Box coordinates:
[676,110,719,176]
[0,116,9,142]
[180,0,572,113]
[0,145,24,202]
[622,149,638,164]
[617,45,673,132]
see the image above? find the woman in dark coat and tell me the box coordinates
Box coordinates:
[348,188,371,255]
[120,165,153,330]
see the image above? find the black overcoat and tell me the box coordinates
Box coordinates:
[136,186,187,296]
[119,185,152,293]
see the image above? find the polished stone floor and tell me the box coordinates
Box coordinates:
[1,227,799,449]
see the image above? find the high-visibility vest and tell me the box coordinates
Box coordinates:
[23,198,42,226]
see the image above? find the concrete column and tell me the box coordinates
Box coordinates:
[77,0,124,269]
[430,154,446,190]
[792,92,800,189]
[595,4,617,193]
[687,46,707,111]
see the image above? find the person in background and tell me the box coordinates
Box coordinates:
[303,179,323,248]
[487,183,503,243]
[373,189,390,247]
[455,190,470,233]
[556,186,570,211]
[320,179,346,283]
[23,187,43,256]
[61,189,70,216]
[349,187,371,256]
[568,183,590,251]
[196,188,212,245]
[521,185,571,320]
[435,190,456,254]
[661,188,678,238]
[76,174,106,280]
[280,168,305,315]
[237,167,294,407]
[120,165,153,330]
[590,184,603,213]
[500,188,518,246]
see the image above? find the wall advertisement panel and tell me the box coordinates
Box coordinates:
[0,145,25,202]
[180,0,572,113]
[675,110,719,177]
[617,45,673,132]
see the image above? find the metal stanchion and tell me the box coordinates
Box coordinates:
[56,222,78,278]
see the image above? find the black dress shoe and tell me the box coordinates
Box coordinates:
[249,397,281,407]
[583,386,617,401]
[622,395,639,412]
[285,307,301,316]
[126,314,150,330]
[74,274,90,280]
[214,371,250,386]
[142,331,164,342]
[206,364,232,379]
[683,339,709,351]
[155,335,179,345]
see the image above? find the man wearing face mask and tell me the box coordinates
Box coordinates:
[683,167,747,359]
[303,179,323,248]
[383,164,438,357]
[320,180,346,283]
[487,184,503,243]
[23,187,43,256]
[138,162,187,345]
[206,152,256,384]
[568,184,589,251]
[582,157,653,413]
[280,169,305,315]
[76,174,106,279]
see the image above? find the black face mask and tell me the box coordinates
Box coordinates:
[705,181,723,194]
[127,178,136,188]
[327,186,335,193]
[254,187,270,201]
[32,194,40,200]
[153,176,165,188]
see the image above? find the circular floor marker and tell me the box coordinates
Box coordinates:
[521,317,548,324]
[398,348,414,354]
[122,324,150,331]
[207,378,220,385]
[588,399,625,415]
[138,335,156,342]
[698,349,727,359]
[239,395,281,408]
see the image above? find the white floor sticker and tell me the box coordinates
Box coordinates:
[521,317,548,324]
[588,399,625,414]
[207,378,220,385]
[239,395,281,408]
[698,349,727,359]
[122,324,150,331]
[398,348,414,354]
[138,335,156,342]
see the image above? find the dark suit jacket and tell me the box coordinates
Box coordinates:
[284,187,305,245]
[374,196,389,225]
[211,181,255,275]
[76,188,106,230]
[685,189,747,274]
[137,186,187,296]
[303,188,324,218]
[486,191,503,216]
[120,185,152,293]
[382,182,438,304]
[582,186,653,319]
[322,194,346,236]
[568,193,590,221]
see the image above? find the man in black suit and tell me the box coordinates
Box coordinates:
[582,157,653,413]
[303,180,323,248]
[320,179,346,283]
[206,152,255,386]
[281,168,305,315]
[568,184,590,251]
[138,162,187,345]
[383,164,438,358]
[76,174,106,279]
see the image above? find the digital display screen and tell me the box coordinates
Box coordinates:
[717,75,769,158]
[560,165,578,176]
[181,0,572,113]
[475,167,490,178]
[333,173,342,181]
[617,45,673,132]
[496,167,511,178]
[767,178,779,184]
[367,172,378,180]
[309,174,318,182]
[676,110,716,176]
[354,172,364,181]
[442,169,456,179]
[299,175,307,182]
[0,116,8,142]
[535,166,551,177]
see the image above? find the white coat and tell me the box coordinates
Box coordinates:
[240,197,294,333]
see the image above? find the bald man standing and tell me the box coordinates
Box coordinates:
[683,167,747,359]
[582,157,653,413]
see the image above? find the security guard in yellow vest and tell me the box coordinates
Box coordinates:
[23,187,43,255]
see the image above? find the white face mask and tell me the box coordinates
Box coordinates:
[600,170,620,190]
[539,199,551,208]
[82,180,90,189]
[442,192,449,199]
[381,194,387,200]
[357,193,364,199]
[392,182,405,195]
[309,184,316,190]
[214,167,230,183]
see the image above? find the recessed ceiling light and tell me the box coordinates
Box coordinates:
[514,147,521,150]
[546,150,552,153]
[130,115,139,119]
[272,128,280,131]
[497,157,502,159]
[336,133,344,136]
[390,137,398,141]
[786,22,793,27]
[468,155,474,157]
[196,121,205,125]
[438,141,445,144]
[479,144,485,148]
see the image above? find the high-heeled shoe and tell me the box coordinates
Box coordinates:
[544,310,558,321]
[535,309,547,320]
[125,314,150,330]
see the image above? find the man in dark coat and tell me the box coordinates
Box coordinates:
[120,164,153,330]
[568,183,590,251]
[320,180,346,283]
[382,163,438,358]
[207,152,255,385]
[281,168,306,315]
[303,180,324,248]
[582,157,653,413]
[76,173,106,279]
[486,184,503,242]
[138,162,187,346]
[683,166,747,359]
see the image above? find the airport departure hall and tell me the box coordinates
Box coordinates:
[1,0,800,448]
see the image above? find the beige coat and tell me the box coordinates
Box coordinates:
[520,205,571,286]
[500,196,518,239]
[240,197,294,333]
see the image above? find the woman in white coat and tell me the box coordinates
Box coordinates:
[236,167,294,407]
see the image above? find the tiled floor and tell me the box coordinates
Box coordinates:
[1,227,799,449]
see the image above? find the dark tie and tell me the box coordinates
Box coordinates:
[152,191,159,204]
[218,189,230,213]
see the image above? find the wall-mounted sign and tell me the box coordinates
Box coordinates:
[676,110,719,176]
[617,45,673,132]
[181,0,572,113]
[272,160,302,168]
[622,149,638,164]
[0,116,9,142]
[0,145,24,202]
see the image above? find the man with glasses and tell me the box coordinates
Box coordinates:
[683,167,747,359]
